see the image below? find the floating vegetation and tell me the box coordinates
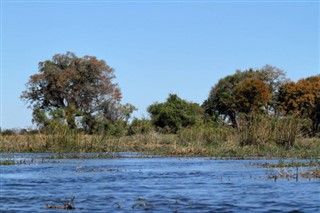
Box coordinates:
[256,160,320,180]
[132,197,155,210]
[45,196,76,210]
[75,166,119,173]
[259,160,320,168]
[266,164,320,180]
[267,167,299,181]
[45,153,159,160]
[0,159,33,166]
[0,157,61,166]
[300,167,320,179]
[113,202,122,209]
[0,160,16,166]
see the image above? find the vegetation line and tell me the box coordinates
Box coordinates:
[1,53,319,158]
[1,131,319,159]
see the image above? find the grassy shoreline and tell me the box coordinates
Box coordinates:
[1,132,319,159]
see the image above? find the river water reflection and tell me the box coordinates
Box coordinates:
[1,153,319,212]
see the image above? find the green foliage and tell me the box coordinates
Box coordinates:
[21,52,136,135]
[32,108,50,129]
[99,102,137,124]
[0,129,16,136]
[148,94,204,133]
[17,59,319,154]
[128,118,153,135]
[80,113,126,136]
[204,65,286,128]
[203,69,257,128]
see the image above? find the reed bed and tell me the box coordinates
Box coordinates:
[1,129,319,158]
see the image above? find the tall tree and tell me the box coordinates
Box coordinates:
[21,52,123,130]
[277,74,320,136]
[203,65,286,128]
[203,70,254,128]
[258,65,287,114]
[235,78,270,114]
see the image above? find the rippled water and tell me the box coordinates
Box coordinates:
[1,153,319,212]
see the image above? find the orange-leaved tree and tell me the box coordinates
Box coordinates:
[277,74,320,136]
[235,78,270,114]
[203,65,285,129]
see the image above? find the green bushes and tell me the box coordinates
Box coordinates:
[148,94,204,133]
[127,118,153,135]
[0,129,16,136]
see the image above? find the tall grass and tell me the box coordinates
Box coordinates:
[237,114,305,148]
[0,116,319,158]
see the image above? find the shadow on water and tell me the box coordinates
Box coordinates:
[0,153,319,212]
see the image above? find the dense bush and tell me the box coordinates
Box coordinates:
[0,129,16,136]
[127,118,153,135]
[148,94,204,133]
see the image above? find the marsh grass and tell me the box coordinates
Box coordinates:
[259,159,320,168]
[0,159,16,165]
[301,167,320,179]
[1,122,319,158]
[237,115,304,148]
[266,165,320,180]
[260,159,320,180]
[0,130,320,159]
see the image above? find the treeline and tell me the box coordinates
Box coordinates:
[3,53,319,150]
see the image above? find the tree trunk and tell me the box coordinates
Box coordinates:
[311,103,320,137]
[228,111,238,129]
[311,115,319,137]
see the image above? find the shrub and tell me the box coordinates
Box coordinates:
[0,129,16,136]
[128,118,153,135]
[148,94,204,133]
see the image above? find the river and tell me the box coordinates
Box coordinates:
[0,153,319,212]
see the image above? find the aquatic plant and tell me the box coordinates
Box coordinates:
[260,160,320,168]
[301,167,320,179]
[0,160,15,166]
[45,196,75,210]
[0,129,319,158]
[132,197,155,210]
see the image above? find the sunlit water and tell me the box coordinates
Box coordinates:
[0,153,319,212]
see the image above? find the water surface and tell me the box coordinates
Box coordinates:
[1,153,319,212]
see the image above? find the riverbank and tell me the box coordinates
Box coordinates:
[1,132,319,159]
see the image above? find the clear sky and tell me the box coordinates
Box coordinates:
[1,0,319,129]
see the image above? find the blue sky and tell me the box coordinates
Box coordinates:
[1,0,319,129]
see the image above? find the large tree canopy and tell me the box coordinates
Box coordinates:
[235,78,270,114]
[203,65,286,128]
[21,52,123,130]
[277,74,320,136]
